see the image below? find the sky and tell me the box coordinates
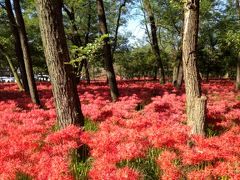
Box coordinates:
[118,1,147,46]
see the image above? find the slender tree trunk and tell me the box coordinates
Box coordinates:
[84,59,90,84]
[63,3,91,84]
[143,0,165,84]
[13,0,40,105]
[96,0,119,101]
[5,0,29,92]
[175,44,184,89]
[176,60,183,88]
[140,0,152,45]
[173,57,183,89]
[173,63,178,85]
[182,0,206,135]
[112,0,126,54]
[84,2,91,84]
[63,4,82,46]
[0,48,23,91]
[85,0,92,45]
[236,0,240,90]
[237,56,240,90]
[37,0,84,128]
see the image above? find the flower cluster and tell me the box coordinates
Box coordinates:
[0,80,240,179]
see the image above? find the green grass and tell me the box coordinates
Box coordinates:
[15,172,32,180]
[117,148,162,180]
[84,118,99,132]
[71,145,92,180]
[71,118,98,179]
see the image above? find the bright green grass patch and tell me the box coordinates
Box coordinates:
[71,118,98,179]
[71,144,92,180]
[117,148,162,180]
[15,172,32,180]
[84,118,99,132]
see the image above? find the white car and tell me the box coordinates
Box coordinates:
[35,74,50,82]
[0,76,15,83]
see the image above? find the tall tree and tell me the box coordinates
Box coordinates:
[0,43,23,91]
[5,0,29,92]
[96,0,119,101]
[63,4,82,46]
[36,0,84,128]
[182,0,207,135]
[112,0,126,54]
[236,0,240,90]
[13,0,40,105]
[143,0,165,84]
[63,2,91,84]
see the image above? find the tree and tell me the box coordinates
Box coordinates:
[36,0,84,128]
[96,0,119,101]
[63,2,91,84]
[182,0,207,135]
[112,0,126,54]
[143,0,165,84]
[13,0,40,105]
[0,43,23,90]
[5,0,29,92]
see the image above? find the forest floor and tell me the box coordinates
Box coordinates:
[0,80,240,179]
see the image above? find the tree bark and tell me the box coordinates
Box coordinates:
[13,0,40,105]
[176,60,183,88]
[5,0,29,92]
[236,0,240,90]
[96,0,119,101]
[143,0,165,84]
[36,0,84,128]
[182,0,206,135]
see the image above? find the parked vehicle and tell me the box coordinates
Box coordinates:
[35,74,50,82]
[0,76,15,83]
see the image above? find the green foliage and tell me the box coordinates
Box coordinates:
[71,117,98,179]
[84,118,99,132]
[117,148,162,179]
[71,148,93,180]
[69,34,108,65]
[116,45,157,79]
[15,172,32,180]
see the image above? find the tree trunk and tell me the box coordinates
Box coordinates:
[0,48,23,91]
[63,3,91,84]
[36,0,84,128]
[176,60,183,88]
[173,58,183,89]
[5,0,29,92]
[13,0,40,105]
[143,0,165,84]
[96,0,119,101]
[173,64,178,85]
[236,0,240,90]
[237,56,240,90]
[63,4,82,46]
[112,0,126,54]
[182,0,206,136]
[84,59,90,84]
[85,0,92,45]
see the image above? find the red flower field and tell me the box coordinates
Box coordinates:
[0,80,239,179]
